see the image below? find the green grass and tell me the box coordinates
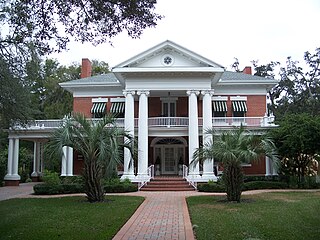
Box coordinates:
[0,196,144,240]
[187,191,320,240]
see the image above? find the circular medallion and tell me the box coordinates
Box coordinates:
[162,54,174,66]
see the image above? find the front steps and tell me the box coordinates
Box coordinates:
[140,176,195,191]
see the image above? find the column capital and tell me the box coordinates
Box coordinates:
[186,90,200,96]
[201,89,215,96]
[137,90,150,96]
[123,90,136,96]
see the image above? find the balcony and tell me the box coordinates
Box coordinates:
[12,116,275,131]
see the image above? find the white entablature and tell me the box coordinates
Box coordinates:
[112,40,225,88]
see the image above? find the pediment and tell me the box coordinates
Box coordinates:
[114,40,224,69]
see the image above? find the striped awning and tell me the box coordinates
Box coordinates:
[110,102,125,114]
[232,101,247,112]
[213,101,228,112]
[91,102,106,114]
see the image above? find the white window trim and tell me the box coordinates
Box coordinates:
[230,96,247,101]
[111,97,125,103]
[92,98,108,103]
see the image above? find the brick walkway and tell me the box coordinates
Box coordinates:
[112,192,195,240]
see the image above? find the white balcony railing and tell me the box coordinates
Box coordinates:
[12,116,274,131]
[148,117,189,127]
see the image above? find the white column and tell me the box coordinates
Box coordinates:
[31,141,41,178]
[4,138,21,182]
[201,90,216,180]
[121,90,136,180]
[265,156,271,176]
[61,146,73,176]
[4,138,14,180]
[137,90,150,179]
[61,146,67,176]
[12,138,20,179]
[66,147,73,176]
[187,90,200,178]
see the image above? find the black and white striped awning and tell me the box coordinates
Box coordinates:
[232,101,247,112]
[91,102,106,114]
[213,101,228,112]
[110,102,125,114]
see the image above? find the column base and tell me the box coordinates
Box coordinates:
[5,180,20,186]
[201,173,218,182]
[31,176,41,182]
[121,173,136,181]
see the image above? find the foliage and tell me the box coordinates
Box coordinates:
[47,114,133,202]
[104,178,137,193]
[42,170,61,185]
[1,0,162,54]
[0,0,162,130]
[198,180,287,192]
[0,196,144,240]
[188,192,320,240]
[193,127,278,202]
[271,113,320,187]
[197,182,225,192]
[242,181,287,191]
[252,48,320,118]
[0,56,33,130]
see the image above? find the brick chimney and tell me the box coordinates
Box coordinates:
[242,66,252,75]
[81,58,92,78]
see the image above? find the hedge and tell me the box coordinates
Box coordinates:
[197,181,289,193]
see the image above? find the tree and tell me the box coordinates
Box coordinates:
[193,127,277,202]
[270,113,320,187]
[252,49,320,118]
[1,0,163,55]
[47,114,132,202]
[0,0,162,128]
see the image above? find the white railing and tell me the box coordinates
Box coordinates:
[182,164,197,190]
[212,117,263,127]
[138,165,154,190]
[12,116,274,131]
[148,117,189,127]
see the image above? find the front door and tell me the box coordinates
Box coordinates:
[163,147,176,174]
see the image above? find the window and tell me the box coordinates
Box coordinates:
[91,99,107,118]
[213,101,227,117]
[162,99,176,117]
[232,100,247,117]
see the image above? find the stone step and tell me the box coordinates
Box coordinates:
[140,187,194,191]
[140,176,195,191]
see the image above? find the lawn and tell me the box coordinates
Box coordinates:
[187,191,320,240]
[0,195,144,240]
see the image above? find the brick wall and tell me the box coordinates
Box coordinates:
[73,97,92,117]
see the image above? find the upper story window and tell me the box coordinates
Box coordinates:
[161,97,177,117]
[231,96,247,118]
[110,98,125,118]
[91,98,107,118]
[212,97,228,118]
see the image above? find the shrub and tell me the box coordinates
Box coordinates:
[33,183,84,195]
[42,170,61,185]
[242,181,288,191]
[197,182,225,192]
[104,178,138,193]
[33,184,63,195]
[243,175,281,182]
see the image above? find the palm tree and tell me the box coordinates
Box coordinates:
[193,127,278,202]
[48,113,132,202]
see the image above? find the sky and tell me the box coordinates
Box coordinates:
[50,0,320,71]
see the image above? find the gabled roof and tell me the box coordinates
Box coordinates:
[113,40,224,68]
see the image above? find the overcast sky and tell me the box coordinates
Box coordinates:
[50,0,320,71]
